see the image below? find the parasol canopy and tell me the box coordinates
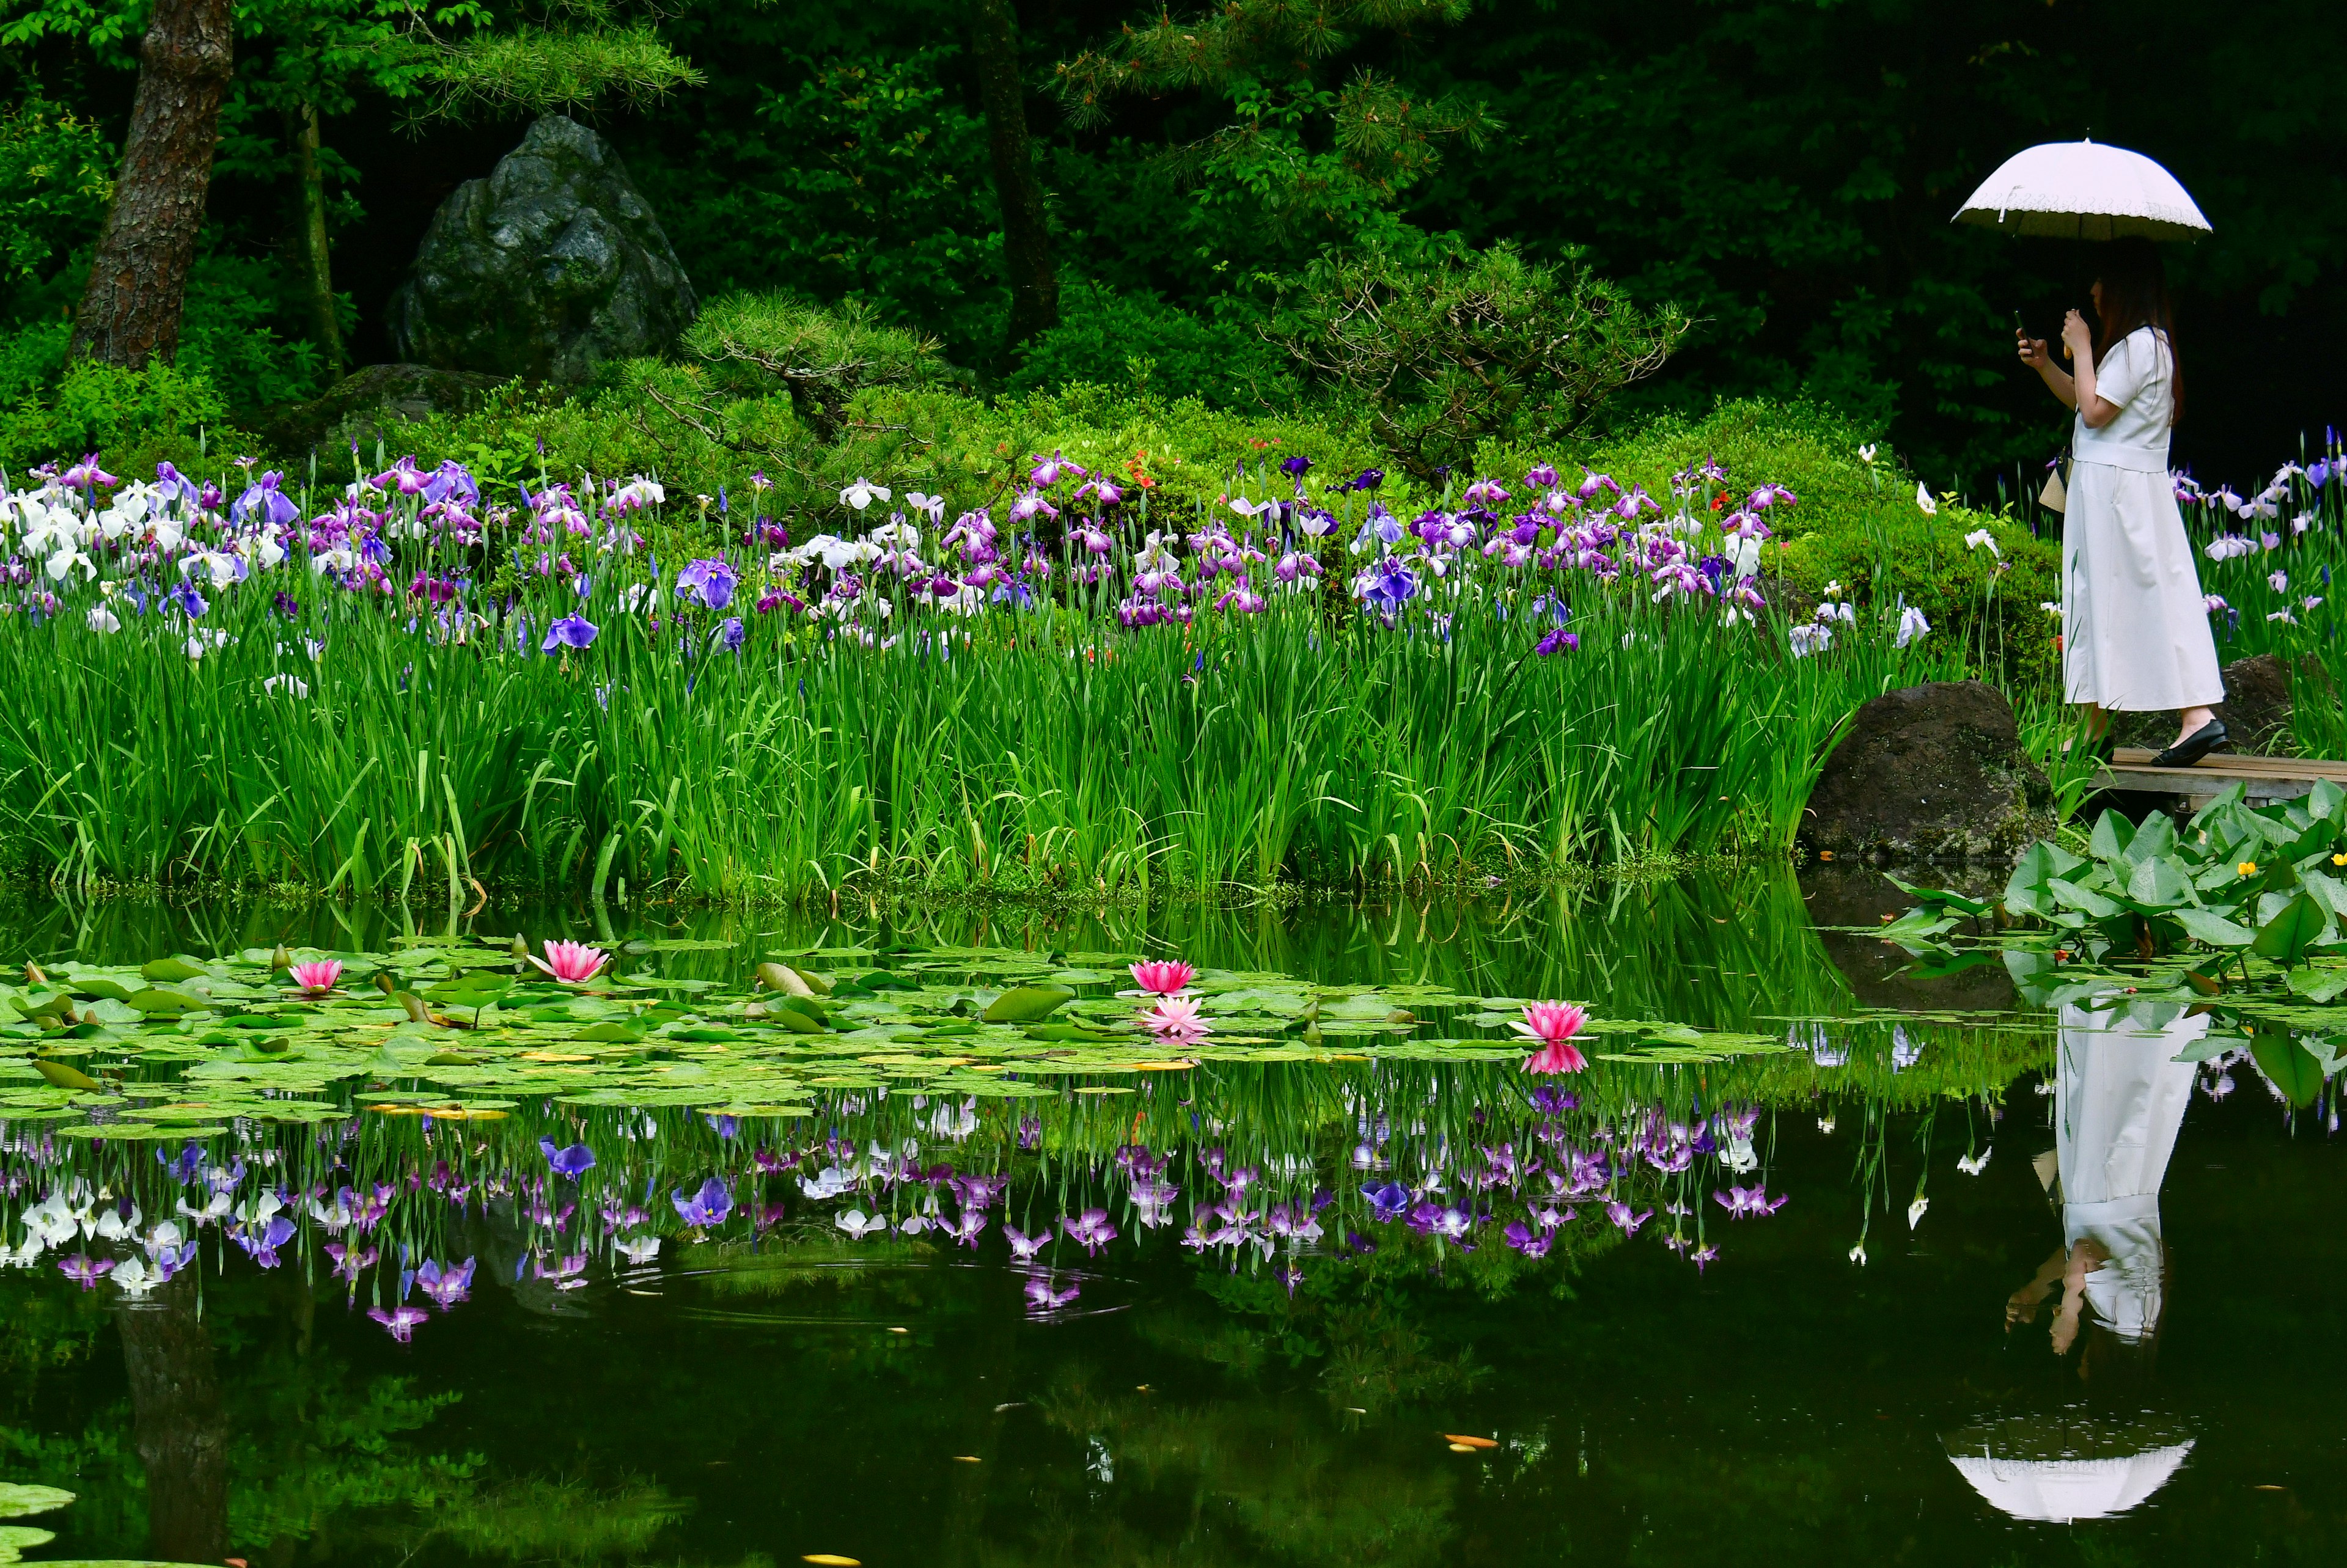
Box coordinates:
[1952,139,2211,241]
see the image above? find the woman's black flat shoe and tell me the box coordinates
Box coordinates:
[2150,720,2229,769]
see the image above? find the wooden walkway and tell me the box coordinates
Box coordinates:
[2094,747,2347,810]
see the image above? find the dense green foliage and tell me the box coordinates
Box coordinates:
[0,0,2337,490]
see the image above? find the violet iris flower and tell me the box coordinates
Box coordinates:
[1059,1208,1117,1256]
[417,1256,476,1307]
[57,1254,112,1289]
[1002,1223,1049,1262]
[676,557,738,610]
[169,581,207,619]
[369,1306,430,1342]
[1023,1273,1080,1313]
[1339,467,1384,493]
[231,471,299,527]
[1362,1182,1411,1223]
[1280,455,1313,477]
[1535,628,1579,656]
[1355,557,1419,617]
[542,614,598,652]
[718,617,745,653]
[424,461,480,507]
[62,454,119,489]
[155,461,200,507]
[1503,1220,1552,1258]
[672,1177,732,1229]
[539,1137,595,1179]
[373,456,430,496]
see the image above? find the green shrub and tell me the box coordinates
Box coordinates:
[1005,285,1290,410]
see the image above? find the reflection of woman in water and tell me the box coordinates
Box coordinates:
[2005,1000,2201,1378]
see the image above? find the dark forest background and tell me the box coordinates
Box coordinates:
[3,0,2340,490]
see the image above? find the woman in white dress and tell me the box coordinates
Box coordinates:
[2004,997,2201,1379]
[2018,240,2228,766]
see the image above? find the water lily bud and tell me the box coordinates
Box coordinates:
[509,933,529,959]
[374,972,399,996]
[23,962,45,985]
[756,962,815,998]
[270,944,293,972]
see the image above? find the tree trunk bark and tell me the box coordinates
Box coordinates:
[969,0,1058,350]
[68,0,236,368]
[116,1280,231,1564]
[289,101,345,374]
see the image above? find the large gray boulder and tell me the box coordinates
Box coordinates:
[1802,681,2055,862]
[390,115,696,382]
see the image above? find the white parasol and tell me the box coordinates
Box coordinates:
[1952,139,2211,241]
[1947,1440,2195,1522]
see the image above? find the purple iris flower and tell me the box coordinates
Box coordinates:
[423,461,480,507]
[1059,1208,1117,1256]
[1356,557,1419,617]
[369,1306,430,1342]
[1362,1181,1411,1223]
[1503,1220,1552,1258]
[542,614,598,652]
[1280,455,1313,477]
[1023,1273,1081,1313]
[373,456,430,496]
[155,461,200,508]
[231,471,299,527]
[271,591,300,620]
[1535,627,1579,656]
[1339,467,1385,493]
[672,1177,733,1229]
[718,617,745,653]
[198,481,224,511]
[57,1254,112,1289]
[1529,1086,1577,1115]
[416,1256,477,1308]
[676,557,738,610]
[169,580,207,619]
[62,453,119,489]
[540,1137,596,1178]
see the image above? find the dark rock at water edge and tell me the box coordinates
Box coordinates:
[257,363,505,455]
[1802,681,2055,863]
[390,115,696,383]
[2112,652,2307,754]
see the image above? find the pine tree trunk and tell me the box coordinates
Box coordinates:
[68,0,236,368]
[290,101,345,374]
[969,0,1058,350]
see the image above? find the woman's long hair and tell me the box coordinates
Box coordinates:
[2093,238,2183,422]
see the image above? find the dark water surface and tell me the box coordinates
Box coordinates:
[0,875,2339,1568]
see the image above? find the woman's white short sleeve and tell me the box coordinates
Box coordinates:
[2096,329,2154,409]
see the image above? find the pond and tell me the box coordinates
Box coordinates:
[0,871,2337,1568]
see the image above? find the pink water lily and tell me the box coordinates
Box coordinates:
[1141,995,1212,1038]
[528,939,609,984]
[289,959,342,995]
[1129,959,1197,995]
[1511,1002,1589,1074]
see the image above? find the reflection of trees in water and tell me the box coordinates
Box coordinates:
[1024,1357,1456,1568]
[116,1277,227,1563]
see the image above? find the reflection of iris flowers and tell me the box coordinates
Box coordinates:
[369,1306,429,1342]
[417,1256,476,1307]
[672,1177,733,1230]
[540,1137,596,1179]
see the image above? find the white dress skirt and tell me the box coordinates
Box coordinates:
[2061,327,2225,713]
[2054,999,2201,1342]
